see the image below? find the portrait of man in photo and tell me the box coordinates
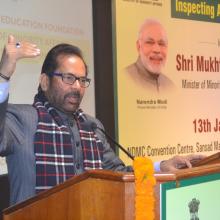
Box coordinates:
[125,18,175,94]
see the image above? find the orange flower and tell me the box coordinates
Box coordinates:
[133,157,156,220]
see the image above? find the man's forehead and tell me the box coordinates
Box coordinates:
[57,54,82,62]
[56,54,87,76]
[57,55,85,68]
[141,24,167,42]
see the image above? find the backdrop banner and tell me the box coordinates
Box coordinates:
[113,0,220,165]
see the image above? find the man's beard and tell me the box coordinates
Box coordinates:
[48,89,82,114]
[141,55,165,75]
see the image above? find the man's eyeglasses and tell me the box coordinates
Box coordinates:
[48,72,91,88]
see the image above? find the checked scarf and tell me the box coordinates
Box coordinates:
[33,92,103,193]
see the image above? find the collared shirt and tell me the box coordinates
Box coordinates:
[55,109,84,175]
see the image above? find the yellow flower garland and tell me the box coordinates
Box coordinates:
[133,157,156,220]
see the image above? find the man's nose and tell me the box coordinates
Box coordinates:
[71,79,81,88]
[152,43,161,52]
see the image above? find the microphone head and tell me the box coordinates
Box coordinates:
[81,120,98,131]
[90,122,98,130]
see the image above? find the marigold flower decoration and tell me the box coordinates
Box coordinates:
[133,156,156,220]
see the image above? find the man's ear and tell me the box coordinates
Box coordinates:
[136,40,140,52]
[39,73,50,91]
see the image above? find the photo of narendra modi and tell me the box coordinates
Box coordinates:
[124,18,175,94]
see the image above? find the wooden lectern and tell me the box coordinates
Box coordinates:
[3,163,220,220]
[3,170,135,220]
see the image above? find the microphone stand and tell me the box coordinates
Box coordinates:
[95,126,134,161]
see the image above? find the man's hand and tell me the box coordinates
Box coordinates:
[160,154,206,172]
[0,35,40,79]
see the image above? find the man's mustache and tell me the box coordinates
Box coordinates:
[150,55,164,61]
[64,91,81,99]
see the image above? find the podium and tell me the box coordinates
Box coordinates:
[3,170,135,220]
[3,164,220,220]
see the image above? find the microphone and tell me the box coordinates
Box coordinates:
[90,122,134,160]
